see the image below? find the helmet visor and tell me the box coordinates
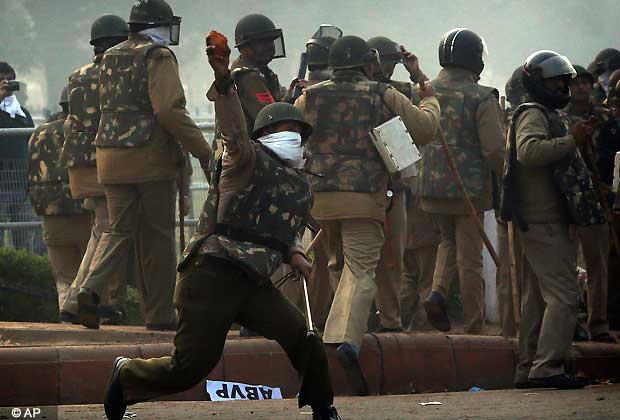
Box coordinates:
[538,54,577,79]
[312,24,343,40]
[247,28,285,60]
[169,16,181,46]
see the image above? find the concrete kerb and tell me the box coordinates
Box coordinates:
[0,334,618,407]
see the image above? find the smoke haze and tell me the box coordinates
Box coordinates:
[1,0,618,117]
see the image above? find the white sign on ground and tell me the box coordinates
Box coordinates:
[206,380,283,402]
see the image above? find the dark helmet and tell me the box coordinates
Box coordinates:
[328,35,377,70]
[571,65,595,85]
[367,36,403,65]
[306,24,343,70]
[505,66,528,107]
[592,48,620,76]
[522,50,576,109]
[129,0,181,45]
[234,14,285,59]
[90,15,129,45]
[251,102,312,140]
[59,85,69,106]
[438,28,486,75]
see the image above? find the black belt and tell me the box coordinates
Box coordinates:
[214,224,290,258]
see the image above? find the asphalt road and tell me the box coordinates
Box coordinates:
[54,384,620,420]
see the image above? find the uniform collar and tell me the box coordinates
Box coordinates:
[437,67,480,83]
[331,69,368,83]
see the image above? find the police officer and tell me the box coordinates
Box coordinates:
[78,0,211,330]
[565,65,617,343]
[27,87,91,313]
[295,35,440,395]
[417,28,506,334]
[504,50,603,389]
[306,25,342,86]
[493,66,529,339]
[230,13,300,130]
[102,38,341,420]
[303,24,343,332]
[60,14,129,325]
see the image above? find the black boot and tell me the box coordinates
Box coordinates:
[336,343,369,396]
[104,356,130,420]
[423,291,451,332]
[77,287,100,329]
[528,374,586,389]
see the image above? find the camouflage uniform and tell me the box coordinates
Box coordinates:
[564,102,612,338]
[118,82,334,413]
[85,34,210,328]
[27,117,91,308]
[60,54,127,318]
[506,103,604,382]
[415,67,505,334]
[295,70,440,349]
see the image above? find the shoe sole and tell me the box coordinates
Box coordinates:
[104,357,128,420]
[77,293,100,329]
[423,300,451,332]
[336,348,369,396]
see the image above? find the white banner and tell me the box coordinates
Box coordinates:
[206,380,283,402]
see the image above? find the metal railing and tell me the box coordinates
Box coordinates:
[0,122,215,253]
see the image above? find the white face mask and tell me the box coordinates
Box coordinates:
[0,94,26,119]
[257,131,305,169]
[140,26,171,47]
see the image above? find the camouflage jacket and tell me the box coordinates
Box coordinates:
[389,79,420,193]
[208,56,285,176]
[415,75,497,200]
[27,118,85,216]
[178,145,312,282]
[502,102,605,228]
[61,55,102,167]
[96,34,174,148]
[303,71,390,193]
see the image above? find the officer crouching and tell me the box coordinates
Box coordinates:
[102,33,341,420]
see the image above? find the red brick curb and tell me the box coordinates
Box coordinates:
[0,334,617,406]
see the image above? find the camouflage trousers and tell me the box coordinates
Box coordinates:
[321,218,385,349]
[119,256,334,410]
[374,192,407,330]
[515,224,579,382]
[62,196,128,315]
[42,214,91,309]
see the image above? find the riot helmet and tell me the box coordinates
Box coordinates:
[522,50,576,109]
[59,85,69,106]
[252,102,312,141]
[505,66,528,107]
[129,0,181,45]
[306,24,342,71]
[235,14,285,64]
[367,36,403,80]
[438,28,486,75]
[328,35,378,71]
[90,15,129,45]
